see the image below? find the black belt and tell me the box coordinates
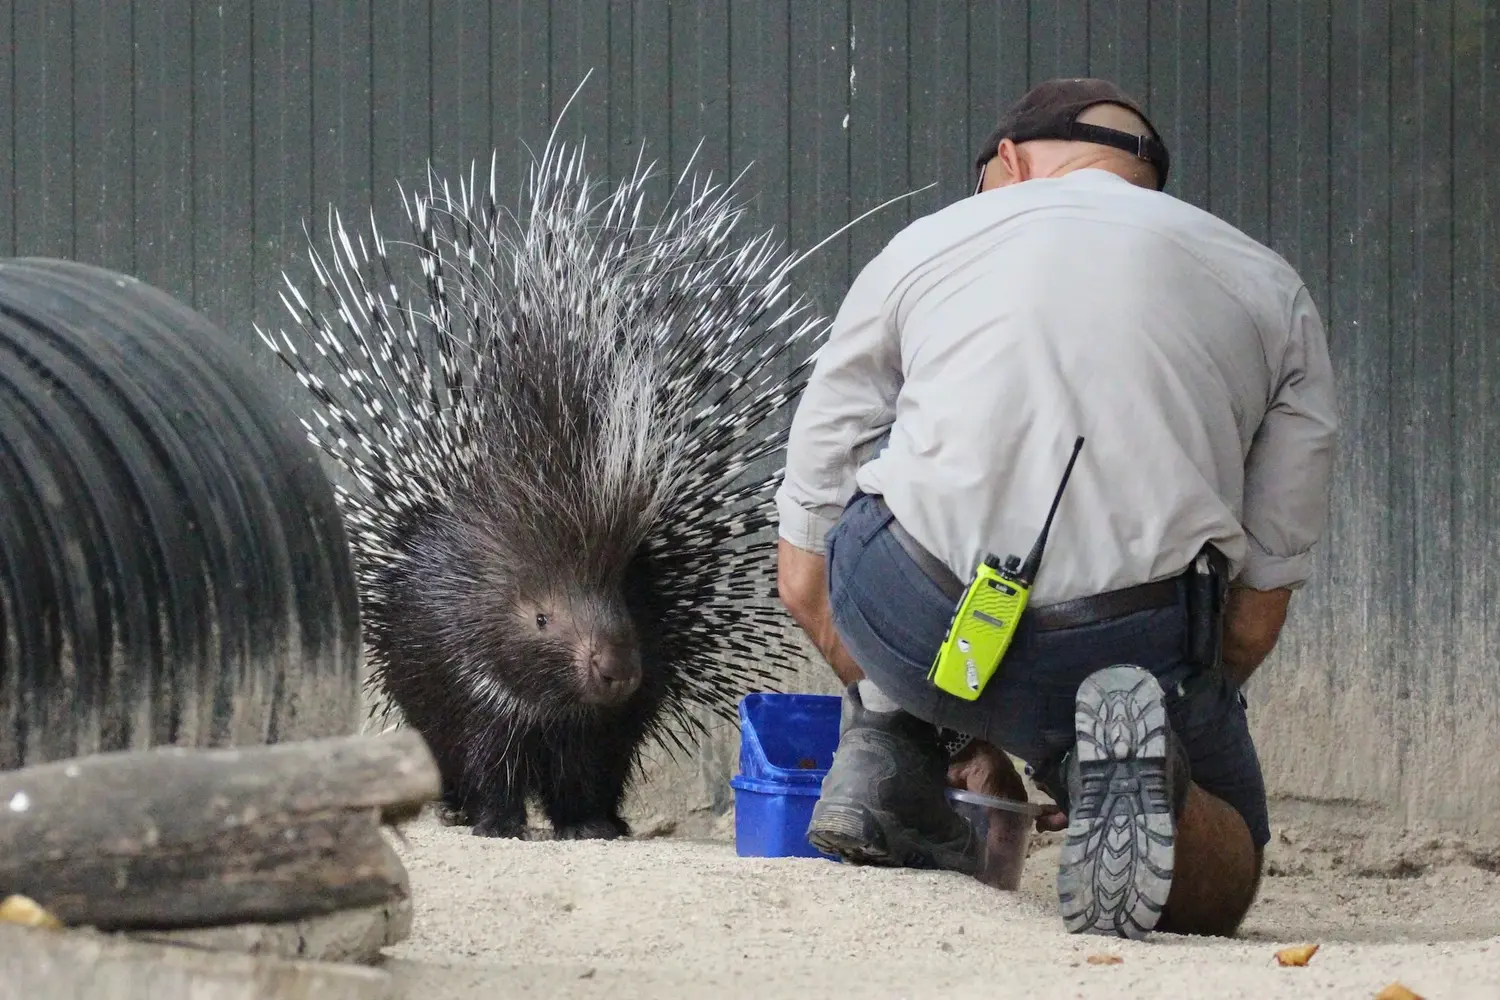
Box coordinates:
[872,496,1180,632]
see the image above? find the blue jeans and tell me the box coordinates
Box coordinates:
[824,491,1271,849]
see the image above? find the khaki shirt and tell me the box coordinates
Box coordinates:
[775,169,1338,605]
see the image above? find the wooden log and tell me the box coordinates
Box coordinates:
[126,888,413,965]
[0,923,394,1000]
[0,731,439,931]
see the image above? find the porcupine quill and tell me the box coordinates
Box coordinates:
[258,75,930,839]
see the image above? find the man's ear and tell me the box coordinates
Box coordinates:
[983,139,1025,190]
[1002,137,1026,182]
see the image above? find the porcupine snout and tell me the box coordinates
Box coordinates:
[539,593,643,708]
[579,640,641,706]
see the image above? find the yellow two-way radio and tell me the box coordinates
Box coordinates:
[927,436,1086,701]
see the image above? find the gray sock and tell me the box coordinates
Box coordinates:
[857,678,903,714]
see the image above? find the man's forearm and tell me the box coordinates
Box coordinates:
[1221,642,1269,690]
[776,537,865,686]
[796,601,866,687]
[1219,584,1294,688]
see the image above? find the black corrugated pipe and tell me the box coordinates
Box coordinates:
[0,258,362,768]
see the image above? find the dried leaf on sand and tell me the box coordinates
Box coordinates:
[1274,942,1320,966]
[0,895,62,929]
[1374,984,1424,1000]
[1085,953,1124,966]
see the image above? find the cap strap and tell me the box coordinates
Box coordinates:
[972,119,1173,194]
[1058,121,1171,189]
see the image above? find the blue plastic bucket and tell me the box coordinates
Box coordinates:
[729,692,842,859]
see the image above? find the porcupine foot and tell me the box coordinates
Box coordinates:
[434,800,470,827]
[431,778,476,826]
[468,787,530,838]
[544,793,632,840]
[535,730,637,840]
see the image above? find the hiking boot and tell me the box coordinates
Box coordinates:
[805,683,980,873]
[1053,664,1191,939]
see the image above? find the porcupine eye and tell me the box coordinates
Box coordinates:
[536,613,549,630]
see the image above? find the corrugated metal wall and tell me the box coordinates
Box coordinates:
[3,1,1498,836]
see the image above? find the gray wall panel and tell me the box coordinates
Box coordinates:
[1451,0,1500,832]
[133,0,196,299]
[13,2,73,261]
[72,0,134,277]
[193,2,254,339]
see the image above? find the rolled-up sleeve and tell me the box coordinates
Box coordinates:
[774,250,904,553]
[1237,285,1339,590]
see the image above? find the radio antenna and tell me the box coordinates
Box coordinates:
[1016,435,1085,585]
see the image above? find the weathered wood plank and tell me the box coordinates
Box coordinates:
[0,732,438,931]
[312,0,373,268]
[128,892,412,966]
[490,0,551,199]
[606,0,635,180]
[968,0,1029,166]
[0,923,393,1000]
[250,0,315,344]
[1207,0,1270,241]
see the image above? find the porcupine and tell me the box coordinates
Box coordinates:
[257,108,883,839]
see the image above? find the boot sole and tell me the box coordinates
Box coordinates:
[807,799,978,873]
[1057,664,1176,939]
[806,800,898,866]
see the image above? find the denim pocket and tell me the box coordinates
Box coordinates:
[831,578,936,683]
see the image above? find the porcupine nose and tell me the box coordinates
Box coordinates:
[587,648,641,704]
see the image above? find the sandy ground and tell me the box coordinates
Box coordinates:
[375,814,1500,999]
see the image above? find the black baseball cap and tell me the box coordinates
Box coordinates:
[974,78,1171,191]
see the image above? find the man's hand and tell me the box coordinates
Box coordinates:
[945,739,1067,833]
[776,538,865,685]
[1221,584,1293,688]
[946,740,1025,799]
